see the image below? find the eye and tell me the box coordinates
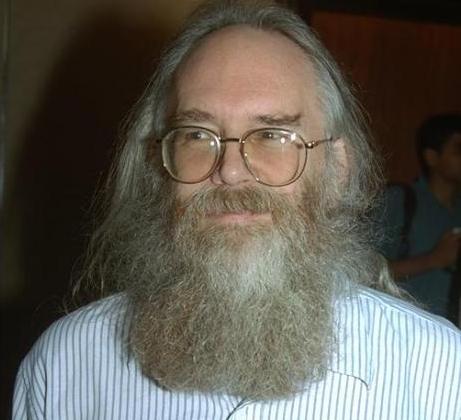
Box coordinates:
[184,129,208,141]
[173,127,218,151]
[252,129,293,145]
[260,130,280,140]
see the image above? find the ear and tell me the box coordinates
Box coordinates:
[423,149,439,170]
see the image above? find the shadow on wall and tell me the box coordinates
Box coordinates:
[2,10,168,417]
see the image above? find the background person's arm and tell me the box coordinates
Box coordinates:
[390,230,461,279]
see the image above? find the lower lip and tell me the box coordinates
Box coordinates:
[208,212,271,224]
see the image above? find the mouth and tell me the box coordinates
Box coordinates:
[206,211,272,225]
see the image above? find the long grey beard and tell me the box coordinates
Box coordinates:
[122,185,349,400]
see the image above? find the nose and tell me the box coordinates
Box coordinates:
[210,140,254,186]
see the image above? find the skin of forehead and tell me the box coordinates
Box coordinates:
[168,25,329,199]
[171,25,325,136]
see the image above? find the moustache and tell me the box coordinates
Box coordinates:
[175,186,297,221]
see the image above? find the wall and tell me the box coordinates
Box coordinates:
[311,10,461,182]
[4,0,201,298]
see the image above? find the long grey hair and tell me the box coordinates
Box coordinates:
[79,0,400,299]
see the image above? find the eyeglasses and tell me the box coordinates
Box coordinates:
[159,126,333,187]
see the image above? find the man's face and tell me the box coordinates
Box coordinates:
[433,133,461,186]
[168,26,327,224]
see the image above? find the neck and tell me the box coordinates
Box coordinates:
[427,174,459,210]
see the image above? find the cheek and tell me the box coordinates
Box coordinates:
[274,175,309,204]
[250,148,327,200]
[277,180,302,196]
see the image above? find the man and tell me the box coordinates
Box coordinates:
[381,114,461,322]
[13,1,460,419]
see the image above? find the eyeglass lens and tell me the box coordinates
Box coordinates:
[161,127,307,186]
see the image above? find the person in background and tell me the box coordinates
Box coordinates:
[381,114,461,322]
[13,1,460,419]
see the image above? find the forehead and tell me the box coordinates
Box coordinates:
[171,26,324,131]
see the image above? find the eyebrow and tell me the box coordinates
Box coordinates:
[168,109,215,125]
[253,113,302,127]
[168,109,302,128]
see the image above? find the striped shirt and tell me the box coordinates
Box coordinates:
[13,287,461,419]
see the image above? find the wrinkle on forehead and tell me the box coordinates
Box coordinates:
[170,25,324,133]
[169,108,303,129]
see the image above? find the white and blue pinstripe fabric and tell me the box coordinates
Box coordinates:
[13,288,461,419]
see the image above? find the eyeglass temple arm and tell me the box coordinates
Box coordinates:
[221,138,335,147]
[305,137,335,149]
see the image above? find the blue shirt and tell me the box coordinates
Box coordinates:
[381,178,461,318]
[13,289,461,419]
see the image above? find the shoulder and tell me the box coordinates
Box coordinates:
[40,293,128,350]
[13,294,132,418]
[349,287,461,379]
[355,287,460,339]
[16,294,130,385]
